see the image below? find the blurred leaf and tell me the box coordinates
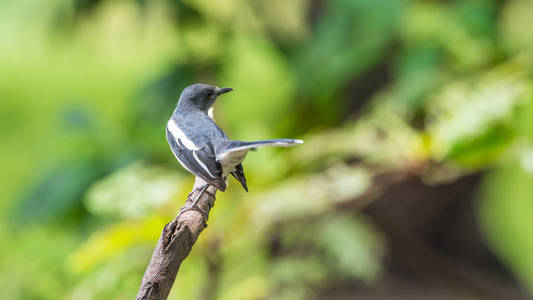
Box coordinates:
[252,165,370,226]
[401,2,494,69]
[479,162,533,292]
[130,65,194,157]
[271,256,327,287]
[183,23,223,62]
[270,257,327,300]
[316,216,384,282]
[13,158,105,224]
[295,0,402,108]
[500,0,533,52]
[218,276,269,300]
[167,255,209,300]
[0,226,77,299]
[219,33,295,139]
[85,161,184,219]
[454,0,498,37]
[391,43,446,113]
[69,216,166,273]
[445,124,515,168]
[69,247,153,300]
[426,62,529,161]
[294,105,424,170]
[253,0,310,43]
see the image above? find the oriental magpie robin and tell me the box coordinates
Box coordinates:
[166,83,303,217]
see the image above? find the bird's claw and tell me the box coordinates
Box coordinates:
[179,184,212,228]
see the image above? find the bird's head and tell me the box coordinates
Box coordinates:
[178,83,233,112]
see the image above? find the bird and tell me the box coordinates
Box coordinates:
[166,83,303,216]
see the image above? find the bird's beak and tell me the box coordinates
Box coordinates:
[216,87,233,95]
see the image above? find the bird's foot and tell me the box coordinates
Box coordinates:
[189,186,216,199]
[178,184,212,228]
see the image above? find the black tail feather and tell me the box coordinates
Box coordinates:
[230,163,248,192]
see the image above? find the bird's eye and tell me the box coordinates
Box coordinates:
[207,90,214,97]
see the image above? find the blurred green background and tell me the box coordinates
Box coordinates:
[2,0,533,299]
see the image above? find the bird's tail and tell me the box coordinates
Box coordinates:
[228,139,303,151]
[216,138,303,168]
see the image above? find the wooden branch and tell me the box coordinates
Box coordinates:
[136,177,217,300]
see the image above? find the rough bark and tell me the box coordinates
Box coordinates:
[136,177,217,300]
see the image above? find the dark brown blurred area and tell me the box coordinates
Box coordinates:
[312,172,528,300]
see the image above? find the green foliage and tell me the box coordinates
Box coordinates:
[295,0,402,120]
[85,162,184,219]
[480,163,533,290]
[1,0,533,298]
[14,158,104,224]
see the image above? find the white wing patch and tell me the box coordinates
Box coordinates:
[193,151,216,178]
[167,119,199,150]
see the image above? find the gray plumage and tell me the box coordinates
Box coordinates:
[166,83,303,192]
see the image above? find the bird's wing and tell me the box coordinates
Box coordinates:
[166,127,226,191]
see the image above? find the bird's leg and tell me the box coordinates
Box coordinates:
[190,185,216,199]
[190,183,208,210]
[178,183,210,225]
